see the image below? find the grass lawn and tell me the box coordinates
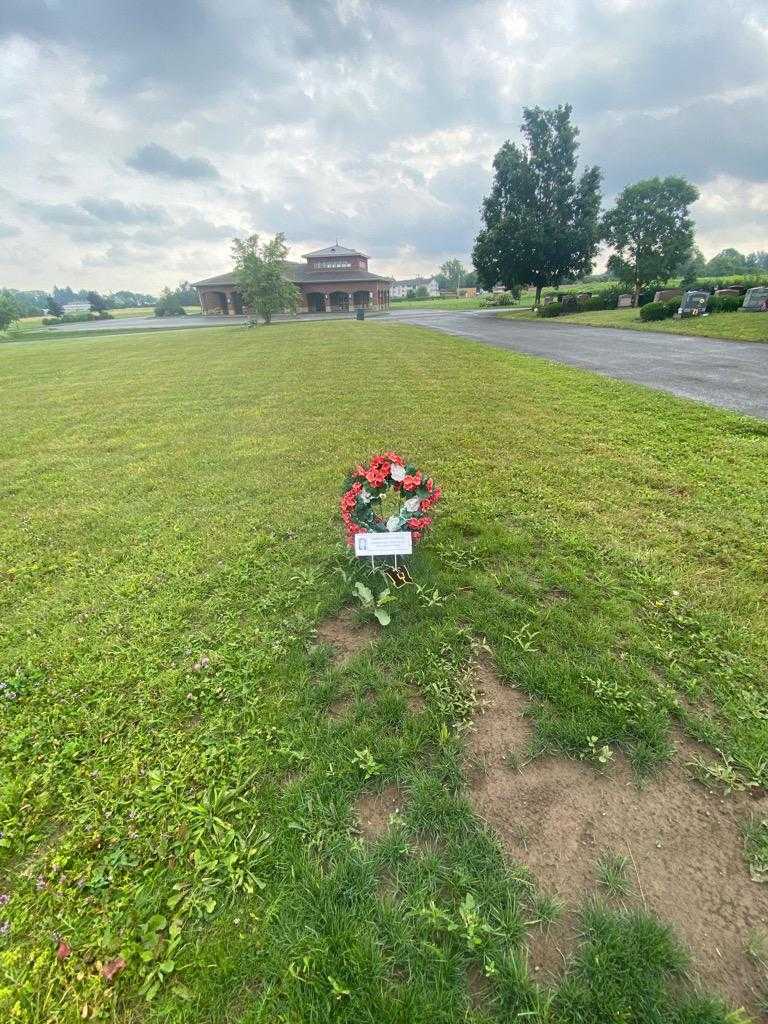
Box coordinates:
[501,306,768,343]
[8,307,201,337]
[1,321,767,1022]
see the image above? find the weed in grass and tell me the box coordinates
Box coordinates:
[595,852,633,900]
[744,816,768,883]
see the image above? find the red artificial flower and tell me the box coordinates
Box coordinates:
[383,451,404,466]
[402,472,422,492]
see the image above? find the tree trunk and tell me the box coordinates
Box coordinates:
[534,283,542,308]
[634,265,640,308]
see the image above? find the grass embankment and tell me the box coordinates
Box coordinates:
[1,322,767,1022]
[502,305,768,343]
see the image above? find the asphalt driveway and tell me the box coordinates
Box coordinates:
[390,309,768,420]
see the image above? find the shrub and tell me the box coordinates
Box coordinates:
[639,301,670,321]
[538,302,562,317]
[637,289,657,307]
[577,296,607,312]
[155,290,187,317]
[707,294,742,313]
[41,312,114,325]
[600,289,622,309]
[480,292,517,307]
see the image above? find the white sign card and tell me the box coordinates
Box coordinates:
[354,531,413,557]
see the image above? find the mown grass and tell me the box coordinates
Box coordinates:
[1,321,766,1022]
[6,307,201,337]
[501,306,768,343]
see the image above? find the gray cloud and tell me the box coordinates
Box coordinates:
[0,0,767,290]
[79,197,170,224]
[126,144,220,181]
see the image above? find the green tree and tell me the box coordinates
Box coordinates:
[438,258,466,293]
[232,232,300,325]
[154,287,187,317]
[87,290,107,313]
[46,294,64,317]
[602,176,699,305]
[677,246,706,287]
[473,104,602,306]
[745,251,768,272]
[0,293,21,332]
[704,247,748,277]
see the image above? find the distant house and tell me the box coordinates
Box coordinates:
[62,301,91,314]
[391,276,440,299]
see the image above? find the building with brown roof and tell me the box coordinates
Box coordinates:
[193,244,392,315]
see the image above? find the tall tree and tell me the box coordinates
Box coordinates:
[602,177,699,304]
[473,104,602,306]
[87,290,107,313]
[46,294,64,317]
[746,251,768,272]
[0,293,21,332]
[677,246,706,287]
[232,232,300,325]
[704,247,748,277]
[438,258,466,293]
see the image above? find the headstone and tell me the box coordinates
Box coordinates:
[576,292,592,301]
[653,288,683,303]
[617,294,634,308]
[741,286,768,312]
[542,295,557,306]
[560,294,578,313]
[679,290,709,317]
[714,288,741,297]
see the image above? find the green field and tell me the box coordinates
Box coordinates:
[1,321,766,1022]
[8,307,201,336]
[503,305,768,343]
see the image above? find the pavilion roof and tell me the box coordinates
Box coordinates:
[301,244,367,259]
[194,265,392,288]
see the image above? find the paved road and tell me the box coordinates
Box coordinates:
[389,309,768,420]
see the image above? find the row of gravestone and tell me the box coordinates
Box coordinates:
[543,287,768,312]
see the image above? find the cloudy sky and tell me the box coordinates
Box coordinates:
[1,0,767,292]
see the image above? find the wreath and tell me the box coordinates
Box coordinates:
[340,452,442,547]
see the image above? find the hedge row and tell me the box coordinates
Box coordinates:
[539,291,748,321]
[41,312,115,325]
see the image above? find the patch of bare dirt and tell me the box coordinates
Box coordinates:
[543,587,570,603]
[354,784,405,841]
[466,658,768,1017]
[467,964,494,1009]
[526,914,578,983]
[316,608,377,667]
[327,694,356,721]
[466,656,532,771]
[407,690,426,714]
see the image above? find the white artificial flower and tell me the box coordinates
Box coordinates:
[359,489,373,504]
[403,497,420,513]
[386,515,401,532]
[390,463,406,482]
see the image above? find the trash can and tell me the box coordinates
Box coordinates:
[356,308,365,321]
